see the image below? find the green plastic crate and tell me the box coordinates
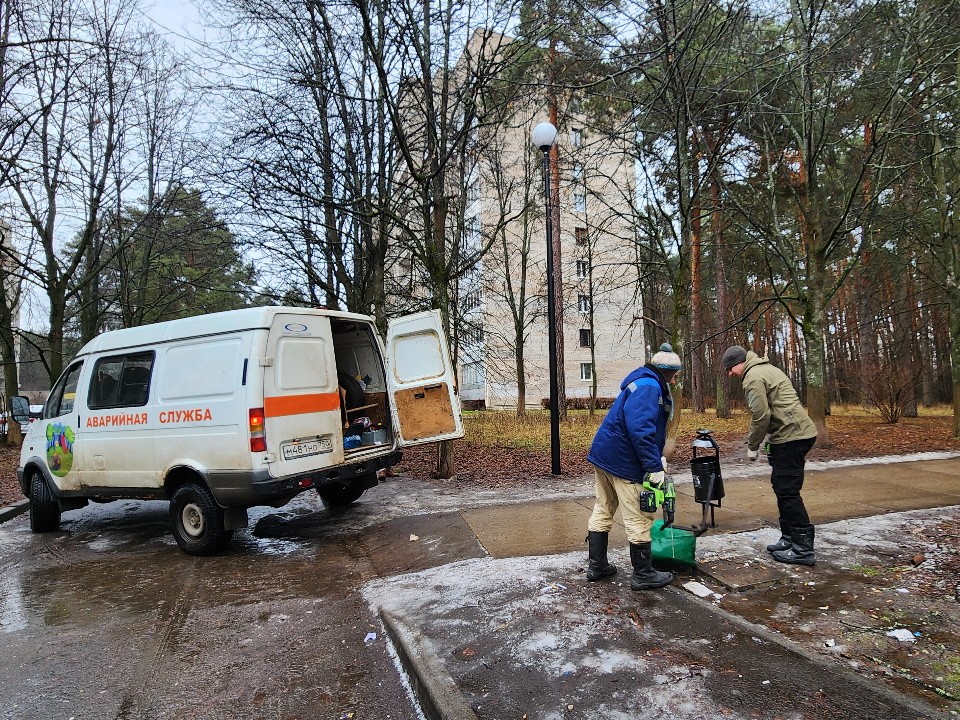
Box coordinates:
[651,519,697,566]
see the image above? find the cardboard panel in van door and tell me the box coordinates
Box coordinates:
[386,310,464,447]
[264,314,344,476]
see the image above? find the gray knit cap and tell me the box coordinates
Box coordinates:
[650,342,682,371]
[721,345,748,370]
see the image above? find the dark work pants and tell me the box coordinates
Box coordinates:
[768,437,816,534]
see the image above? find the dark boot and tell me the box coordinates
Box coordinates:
[629,542,673,590]
[766,534,792,553]
[585,531,617,581]
[772,525,816,566]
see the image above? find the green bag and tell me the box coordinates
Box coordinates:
[650,519,697,566]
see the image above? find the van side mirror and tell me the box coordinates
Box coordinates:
[10,395,30,424]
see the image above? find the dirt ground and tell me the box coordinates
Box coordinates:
[697,507,960,711]
[397,412,960,489]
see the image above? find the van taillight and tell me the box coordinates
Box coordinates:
[249,408,266,452]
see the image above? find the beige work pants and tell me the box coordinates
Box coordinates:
[587,466,655,544]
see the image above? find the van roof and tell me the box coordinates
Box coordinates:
[76,306,375,356]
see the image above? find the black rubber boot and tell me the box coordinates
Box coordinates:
[585,531,617,581]
[766,535,792,553]
[772,525,816,566]
[629,542,673,590]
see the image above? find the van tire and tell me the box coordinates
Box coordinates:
[170,482,231,555]
[317,480,366,507]
[29,472,61,532]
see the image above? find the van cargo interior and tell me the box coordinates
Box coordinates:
[331,319,392,453]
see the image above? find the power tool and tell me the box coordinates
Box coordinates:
[641,475,677,529]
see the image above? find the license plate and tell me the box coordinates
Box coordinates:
[282,436,332,460]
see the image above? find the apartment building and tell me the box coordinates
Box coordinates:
[384,31,648,410]
[456,105,647,410]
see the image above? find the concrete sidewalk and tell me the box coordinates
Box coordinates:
[457,455,960,560]
[366,456,960,720]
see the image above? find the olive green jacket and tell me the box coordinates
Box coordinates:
[741,351,817,451]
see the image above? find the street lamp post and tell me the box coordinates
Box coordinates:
[532,121,561,476]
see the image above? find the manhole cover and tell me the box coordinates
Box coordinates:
[698,558,790,591]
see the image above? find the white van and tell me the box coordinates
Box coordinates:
[15,307,463,555]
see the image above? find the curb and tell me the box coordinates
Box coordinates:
[0,499,28,524]
[379,608,480,720]
[670,585,950,720]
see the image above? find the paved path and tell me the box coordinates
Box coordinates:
[368,456,960,720]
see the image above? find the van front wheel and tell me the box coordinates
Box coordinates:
[29,472,60,532]
[170,483,232,555]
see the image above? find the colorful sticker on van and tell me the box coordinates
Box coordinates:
[46,423,75,477]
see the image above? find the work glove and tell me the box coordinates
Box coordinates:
[747,448,758,461]
[646,470,666,486]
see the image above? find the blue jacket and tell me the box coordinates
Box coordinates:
[587,365,673,483]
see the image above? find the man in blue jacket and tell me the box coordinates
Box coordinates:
[585,343,681,590]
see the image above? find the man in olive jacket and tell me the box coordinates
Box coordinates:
[722,346,818,566]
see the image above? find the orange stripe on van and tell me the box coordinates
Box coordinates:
[263,391,340,417]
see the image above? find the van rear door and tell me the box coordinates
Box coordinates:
[263,313,343,476]
[385,310,464,447]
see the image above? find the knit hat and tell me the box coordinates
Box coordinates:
[721,345,747,371]
[650,342,682,371]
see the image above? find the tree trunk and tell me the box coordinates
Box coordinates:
[710,148,731,419]
[951,290,960,438]
[516,341,526,416]
[690,174,705,414]
[435,440,455,479]
[803,322,831,447]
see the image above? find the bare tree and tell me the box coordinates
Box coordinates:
[203,0,400,329]
[472,129,540,414]
[2,0,173,381]
[350,4,526,477]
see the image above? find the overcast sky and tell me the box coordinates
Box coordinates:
[141,0,201,45]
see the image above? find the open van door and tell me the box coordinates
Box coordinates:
[386,310,464,447]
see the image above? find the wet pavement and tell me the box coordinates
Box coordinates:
[0,499,430,720]
[0,453,958,719]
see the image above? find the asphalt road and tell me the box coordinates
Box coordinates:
[0,492,440,720]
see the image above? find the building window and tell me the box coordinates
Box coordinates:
[580,362,593,381]
[571,127,582,147]
[572,162,583,180]
[576,259,588,278]
[578,294,590,313]
[573,193,586,212]
[464,324,484,345]
[467,179,480,205]
[463,361,483,388]
[465,215,481,249]
[575,227,588,245]
[579,328,592,347]
[463,289,482,310]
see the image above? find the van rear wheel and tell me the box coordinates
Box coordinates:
[170,482,232,555]
[29,472,60,532]
[317,480,367,507]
